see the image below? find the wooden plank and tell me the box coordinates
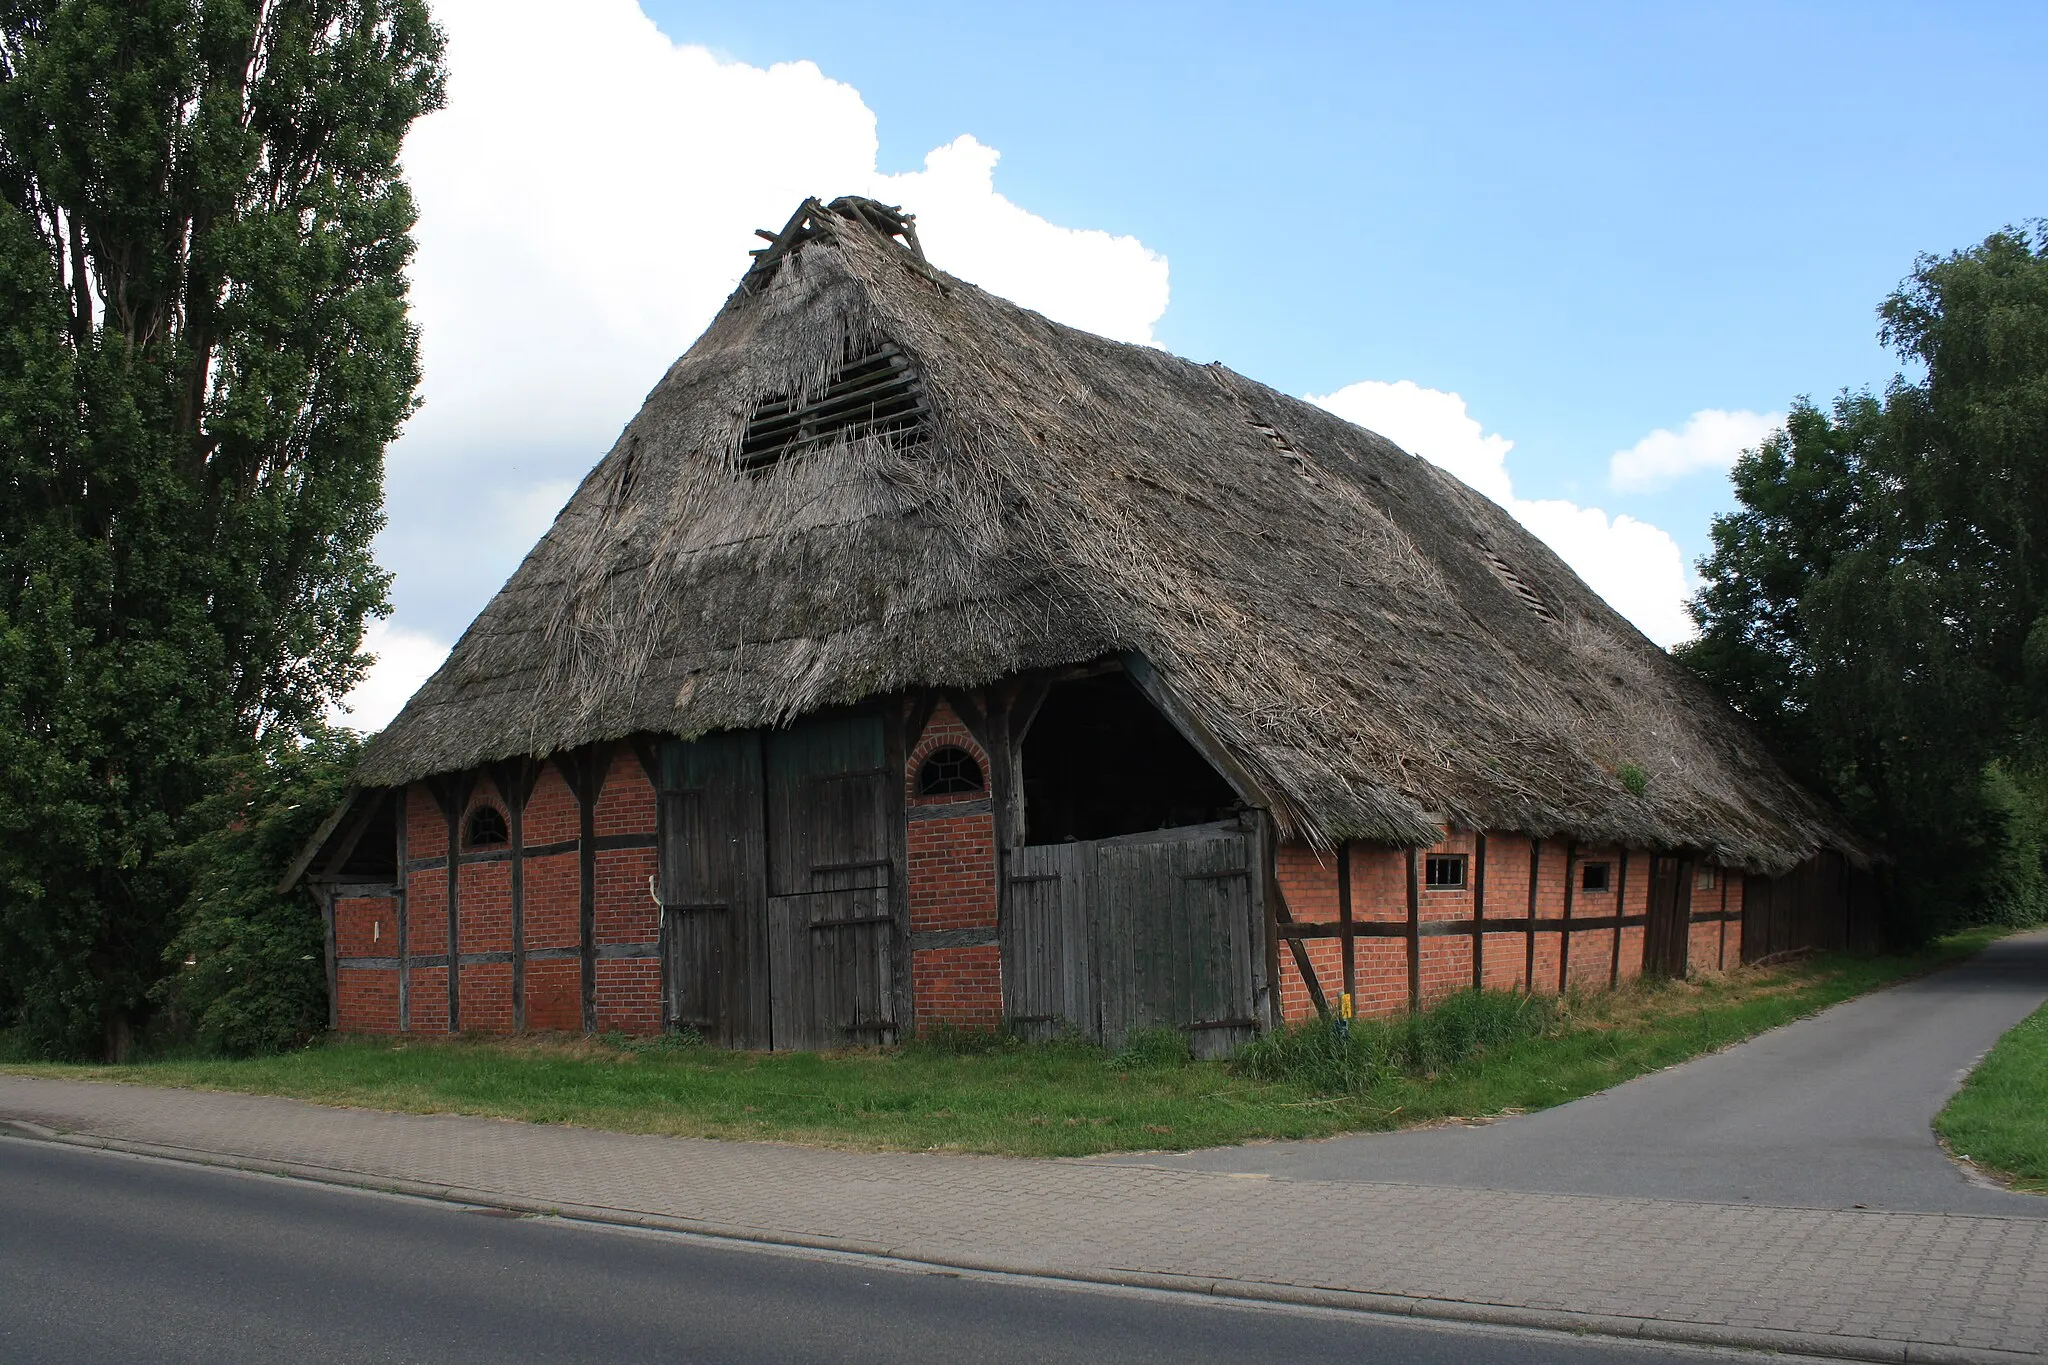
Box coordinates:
[396,786,410,1032]
[437,772,473,1033]
[318,886,338,1030]
[885,704,913,1043]
[1406,847,1422,1013]
[1558,841,1578,994]
[277,786,361,893]
[1610,848,1629,989]
[1524,837,1540,993]
[1472,832,1488,992]
[1338,841,1356,1004]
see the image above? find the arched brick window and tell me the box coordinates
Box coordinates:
[466,804,508,848]
[916,746,984,797]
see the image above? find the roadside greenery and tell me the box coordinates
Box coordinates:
[0,3,444,1058]
[1937,1000,2048,1195]
[2,932,2000,1157]
[1680,224,2048,943]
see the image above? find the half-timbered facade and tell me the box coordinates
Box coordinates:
[290,197,1873,1049]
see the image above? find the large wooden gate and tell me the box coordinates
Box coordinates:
[1003,821,1260,1056]
[765,714,898,1049]
[658,712,900,1050]
[658,732,769,1047]
[1642,854,1694,978]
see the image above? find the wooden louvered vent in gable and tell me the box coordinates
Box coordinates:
[736,344,928,475]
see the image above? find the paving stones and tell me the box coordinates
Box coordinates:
[2,1074,2042,1361]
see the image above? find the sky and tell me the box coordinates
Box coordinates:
[338,0,2048,728]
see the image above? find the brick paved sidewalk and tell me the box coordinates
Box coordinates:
[3,1075,2041,1363]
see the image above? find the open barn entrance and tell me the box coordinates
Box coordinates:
[1019,671,1239,844]
[1004,669,1263,1055]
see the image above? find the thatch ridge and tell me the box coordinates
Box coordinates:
[357,200,1858,872]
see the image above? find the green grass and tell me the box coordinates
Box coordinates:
[2,929,2004,1158]
[1937,999,2048,1195]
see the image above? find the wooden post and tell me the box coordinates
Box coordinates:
[395,786,410,1032]
[885,700,914,1041]
[1558,841,1578,994]
[559,742,610,1036]
[1717,873,1730,970]
[1609,848,1630,989]
[440,774,474,1034]
[318,886,338,1031]
[1471,832,1488,992]
[1337,841,1356,1005]
[1405,847,1422,1014]
[1523,837,1540,993]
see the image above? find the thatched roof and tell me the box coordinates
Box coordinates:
[357,196,1859,873]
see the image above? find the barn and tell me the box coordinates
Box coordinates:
[289,196,1872,1052]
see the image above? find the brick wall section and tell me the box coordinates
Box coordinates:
[334,894,398,1034]
[335,747,669,1039]
[334,896,394,960]
[912,945,1003,1030]
[525,763,578,845]
[905,700,1002,1031]
[336,967,398,1032]
[1275,829,1744,1022]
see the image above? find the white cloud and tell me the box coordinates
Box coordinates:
[1609,408,1782,492]
[341,0,1174,723]
[330,622,451,734]
[1308,381,1698,647]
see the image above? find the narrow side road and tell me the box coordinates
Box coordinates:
[0,1140,1733,1365]
[1110,930,2048,1215]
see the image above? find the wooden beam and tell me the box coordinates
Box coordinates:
[1610,848,1630,989]
[276,787,360,894]
[1406,847,1422,1014]
[1524,837,1540,993]
[560,744,613,1034]
[1120,652,1275,814]
[1558,841,1578,994]
[438,772,473,1033]
[1267,835,1329,1020]
[1717,873,1730,970]
[1472,832,1488,992]
[317,886,338,1031]
[395,786,410,1032]
[1337,841,1356,1006]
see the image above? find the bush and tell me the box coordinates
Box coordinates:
[1234,989,1558,1095]
[154,727,361,1056]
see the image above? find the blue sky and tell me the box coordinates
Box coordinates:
[344,0,2046,725]
[651,0,2040,520]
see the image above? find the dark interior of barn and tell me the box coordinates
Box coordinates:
[1019,672,1240,845]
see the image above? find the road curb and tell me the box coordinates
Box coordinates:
[2,1121,2038,1365]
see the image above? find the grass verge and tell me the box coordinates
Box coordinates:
[1936,999,2048,1195]
[1,930,2003,1158]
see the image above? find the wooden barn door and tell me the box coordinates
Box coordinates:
[1642,854,1694,979]
[1002,842,1095,1041]
[1004,821,1258,1056]
[765,713,898,1049]
[657,734,769,1047]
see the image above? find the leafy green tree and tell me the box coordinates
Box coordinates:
[1682,224,2048,939]
[158,725,359,1054]
[0,2,443,1057]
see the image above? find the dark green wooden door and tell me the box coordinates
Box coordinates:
[765,713,898,1049]
[658,733,769,1047]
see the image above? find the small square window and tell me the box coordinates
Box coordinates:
[1694,865,1718,892]
[1425,854,1467,890]
[1580,862,1611,892]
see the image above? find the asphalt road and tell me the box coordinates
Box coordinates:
[0,1139,1763,1365]
[1107,930,2048,1215]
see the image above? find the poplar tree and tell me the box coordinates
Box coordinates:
[0,1,444,1056]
